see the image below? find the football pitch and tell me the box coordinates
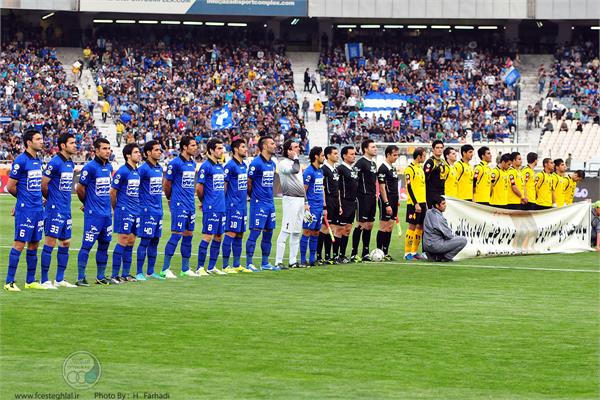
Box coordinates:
[0,195,598,399]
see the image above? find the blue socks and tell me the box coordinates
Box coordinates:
[208,240,221,270]
[26,249,37,284]
[181,235,192,272]
[147,238,159,275]
[137,238,150,275]
[222,235,233,267]
[245,229,261,267]
[6,248,21,283]
[122,245,133,277]
[56,246,69,282]
[77,245,91,280]
[232,237,243,267]
[197,240,209,270]
[41,244,53,283]
[162,234,181,271]
[112,243,124,278]
[96,240,110,280]
[309,235,319,264]
[261,230,273,266]
[300,235,309,264]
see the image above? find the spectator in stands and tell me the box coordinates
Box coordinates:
[314,98,323,122]
[592,201,600,251]
[304,68,310,92]
[302,97,310,122]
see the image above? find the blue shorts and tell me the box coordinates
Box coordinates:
[249,201,276,231]
[303,209,324,231]
[202,211,226,235]
[44,211,72,240]
[138,214,163,239]
[114,208,139,235]
[170,207,195,233]
[225,208,247,233]
[14,209,44,242]
[82,215,112,245]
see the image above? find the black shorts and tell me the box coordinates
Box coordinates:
[536,204,552,210]
[476,201,490,206]
[525,203,536,211]
[506,204,522,210]
[406,202,427,225]
[357,194,377,222]
[325,198,341,225]
[378,197,399,221]
[339,199,357,225]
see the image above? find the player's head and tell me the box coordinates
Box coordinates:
[309,146,324,165]
[527,152,538,166]
[511,152,522,168]
[57,133,77,156]
[413,147,426,163]
[231,138,247,159]
[478,146,491,162]
[554,158,565,173]
[572,170,585,182]
[23,129,43,153]
[361,139,377,157]
[123,143,141,165]
[143,140,162,163]
[432,140,444,157]
[94,137,111,162]
[461,144,474,161]
[258,136,276,156]
[341,145,356,164]
[282,139,299,160]
[542,157,554,172]
[500,153,512,168]
[431,195,447,212]
[593,200,600,215]
[444,147,457,163]
[206,138,224,160]
[179,135,198,157]
[385,145,399,163]
[324,146,339,164]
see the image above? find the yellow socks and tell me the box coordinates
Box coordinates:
[412,228,423,254]
[404,229,415,255]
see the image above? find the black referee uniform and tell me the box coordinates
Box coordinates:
[336,162,358,262]
[352,156,377,260]
[377,162,399,256]
[321,162,341,262]
[424,156,446,208]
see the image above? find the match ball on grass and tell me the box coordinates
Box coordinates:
[369,249,385,262]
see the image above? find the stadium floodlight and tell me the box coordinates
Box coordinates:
[431,25,451,29]
[41,12,55,20]
[455,25,474,29]
[161,21,181,25]
[407,25,427,29]
[228,23,247,27]
[93,19,113,23]
[360,25,380,29]
[139,20,158,24]
[591,26,600,30]
[383,25,403,29]
[337,24,357,29]
[116,20,136,24]
[478,25,498,30]
[183,21,203,25]
[205,22,225,26]
[290,18,299,25]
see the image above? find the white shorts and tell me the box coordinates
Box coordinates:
[280,196,305,233]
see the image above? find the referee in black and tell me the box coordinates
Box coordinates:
[351,139,378,262]
[319,146,342,264]
[424,139,447,208]
[336,146,358,263]
[376,145,400,260]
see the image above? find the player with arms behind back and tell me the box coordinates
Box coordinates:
[336,146,358,263]
[404,147,427,260]
[376,145,399,260]
[300,147,326,267]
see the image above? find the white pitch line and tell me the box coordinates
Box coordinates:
[0,245,597,274]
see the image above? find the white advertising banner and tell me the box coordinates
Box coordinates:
[444,198,592,260]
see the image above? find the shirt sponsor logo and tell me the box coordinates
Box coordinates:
[27,169,42,191]
[314,177,324,193]
[213,173,224,191]
[59,172,73,191]
[126,179,140,197]
[237,173,248,190]
[261,170,274,187]
[149,177,162,194]
[95,177,110,196]
[182,171,195,188]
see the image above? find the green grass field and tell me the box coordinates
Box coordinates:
[0,195,598,399]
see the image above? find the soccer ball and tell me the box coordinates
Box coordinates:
[369,249,385,262]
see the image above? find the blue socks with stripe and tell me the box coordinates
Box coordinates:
[77,245,91,280]
[122,245,133,277]
[309,235,319,264]
[56,246,69,282]
[245,229,261,267]
[232,237,243,267]
[181,235,192,272]
[147,238,159,275]
[112,243,124,278]
[137,238,150,275]
[222,235,233,267]
[6,248,21,284]
[300,235,309,264]
[41,244,53,283]
[208,240,221,270]
[261,230,273,266]
[26,249,37,284]
[96,240,110,280]
[197,240,209,270]
[162,234,181,271]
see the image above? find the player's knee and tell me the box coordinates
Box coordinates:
[202,234,213,242]
[13,241,25,251]
[27,242,40,250]
[214,234,222,242]
[60,239,71,248]
[45,236,57,247]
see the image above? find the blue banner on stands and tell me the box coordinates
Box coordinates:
[503,66,521,86]
[211,104,233,130]
[345,43,363,61]
[278,117,291,132]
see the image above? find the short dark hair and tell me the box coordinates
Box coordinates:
[309,146,323,163]
[23,129,40,148]
[385,145,399,157]
[432,140,444,149]
[122,143,139,159]
[511,151,521,160]
[94,137,110,149]
[574,170,585,179]
[554,158,564,168]
[501,153,512,163]
[443,147,455,161]
[341,145,355,159]
[282,139,295,159]
[361,139,374,153]
[324,146,337,158]
[431,195,446,207]
[179,136,195,151]
[206,138,223,154]
[57,133,75,151]
[542,157,553,167]
[143,140,161,158]
[413,147,426,160]
[527,152,538,164]
[461,144,474,155]
[258,136,273,151]
[477,146,490,159]
[231,138,245,152]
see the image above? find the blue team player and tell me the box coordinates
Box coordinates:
[136,140,165,281]
[300,147,327,267]
[222,139,249,274]
[196,138,227,276]
[76,138,113,286]
[110,143,142,284]
[4,130,46,291]
[161,136,198,279]
[40,133,77,289]
[246,136,278,272]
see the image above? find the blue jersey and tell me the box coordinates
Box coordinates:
[111,163,140,214]
[79,157,113,217]
[44,154,74,215]
[166,155,196,211]
[303,164,325,209]
[9,151,43,211]
[138,160,163,216]
[197,158,226,213]
[224,157,248,210]
[248,155,275,204]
